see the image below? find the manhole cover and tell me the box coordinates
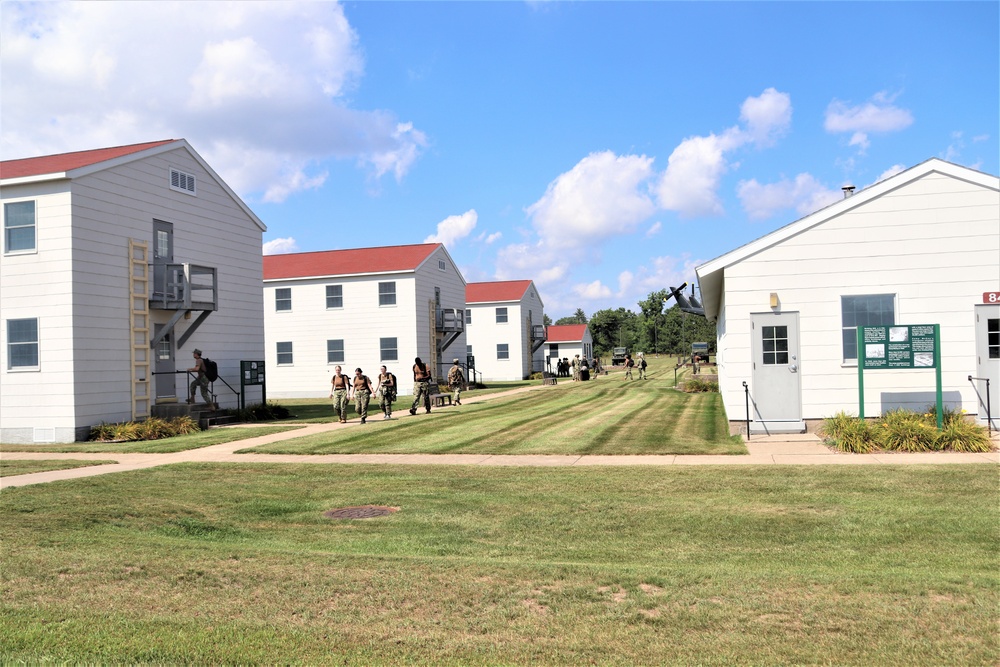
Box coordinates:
[324,505,399,520]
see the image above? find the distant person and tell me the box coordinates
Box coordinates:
[447,358,465,405]
[692,354,701,375]
[186,349,212,406]
[571,354,581,381]
[580,356,590,381]
[352,367,375,424]
[375,365,397,420]
[637,353,648,380]
[410,357,432,415]
[624,354,635,380]
[330,365,350,423]
[592,356,602,375]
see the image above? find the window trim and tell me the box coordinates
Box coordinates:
[276,341,293,365]
[378,281,397,307]
[496,307,508,324]
[497,343,510,360]
[275,287,292,312]
[327,339,345,364]
[380,337,399,362]
[4,200,37,255]
[438,259,447,271]
[326,284,344,309]
[7,317,40,370]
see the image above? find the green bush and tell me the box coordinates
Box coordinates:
[682,378,718,393]
[225,402,292,422]
[820,411,876,453]
[935,416,994,453]
[875,409,939,452]
[89,416,200,442]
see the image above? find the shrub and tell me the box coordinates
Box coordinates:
[682,378,719,393]
[529,372,545,380]
[225,402,291,422]
[935,417,994,453]
[821,412,876,453]
[89,416,200,442]
[875,409,938,452]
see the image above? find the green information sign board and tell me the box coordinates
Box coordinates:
[861,324,937,369]
[857,325,943,428]
[240,360,266,410]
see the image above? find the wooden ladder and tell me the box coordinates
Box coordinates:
[129,239,151,420]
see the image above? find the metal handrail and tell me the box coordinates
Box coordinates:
[968,375,993,434]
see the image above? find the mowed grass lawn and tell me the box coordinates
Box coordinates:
[0,459,116,477]
[245,372,743,456]
[0,425,304,454]
[1,464,996,665]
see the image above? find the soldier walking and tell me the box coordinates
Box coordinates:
[375,365,397,419]
[352,368,375,424]
[409,357,432,415]
[330,365,350,423]
[447,359,465,405]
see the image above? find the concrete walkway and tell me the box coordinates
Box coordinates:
[3,386,998,489]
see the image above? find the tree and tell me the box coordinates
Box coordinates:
[555,309,587,326]
[542,314,552,326]
[588,307,639,356]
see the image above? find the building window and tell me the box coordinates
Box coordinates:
[497,343,509,360]
[496,307,508,323]
[169,168,197,195]
[380,337,398,361]
[438,259,446,271]
[467,345,473,355]
[275,288,291,311]
[761,326,789,365]
[8,318,39,368]
[4,201,36,253]
[276,341,293,365]
[842,294,895,362]
[326,285,343,309]
[465,309,472,325]
[379,282,396,306]
[327,339,344,364]
[988,318,999,359]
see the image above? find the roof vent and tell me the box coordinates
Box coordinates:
[170,168,196,195]
[842,185,856,198]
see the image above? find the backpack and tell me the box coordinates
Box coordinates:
[641,359,647,369]
[203,358,219,382]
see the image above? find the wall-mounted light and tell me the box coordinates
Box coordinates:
[769,292,779,308]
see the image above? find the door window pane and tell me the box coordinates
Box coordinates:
[989,318,999,359]
[761,325,789,365]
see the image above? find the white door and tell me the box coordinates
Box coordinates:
[750,312,802,432]
[974,305,1000,429]
[153,323,176,400]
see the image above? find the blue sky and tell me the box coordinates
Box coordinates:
[2,1,997,318]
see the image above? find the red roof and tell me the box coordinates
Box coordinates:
[466,280,532,303]
[546,324,588,343]
[0,140,179,179]
[264,243,443,279]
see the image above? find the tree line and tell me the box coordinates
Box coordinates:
[548,290,717,357]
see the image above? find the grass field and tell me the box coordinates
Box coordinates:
[1,463,996,665]
[0,458,116,477]
[241,376,743,456]
[0,425,304,454]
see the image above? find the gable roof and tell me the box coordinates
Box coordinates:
[466,280,533,304]
[695,158,1000,320]
[264,243,446,280]
[546,324,589,343]
[0,140,177,180]
[0,139,266,232]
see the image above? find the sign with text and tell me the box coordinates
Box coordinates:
[241,360,265,385]
[861,325,937,369]
[984,292,1000,304]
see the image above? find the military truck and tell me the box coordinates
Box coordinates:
[611,346,629,366]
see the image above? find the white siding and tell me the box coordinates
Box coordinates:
[711,169,1000,425]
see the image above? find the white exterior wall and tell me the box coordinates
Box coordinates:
[466,288,545,381]
[1,185,79,443]
[263,246,466,398]
[713,170,1000,424]
[543,331,594,368]
[0,146,265,442]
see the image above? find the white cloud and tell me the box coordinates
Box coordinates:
[572,280,613,300]
[825,91,913,154]
[263,237,300,255]
[484,231,503,244]
[656,88,791,218]
[0,1,426,202]
[424,209,478,247]
[494,242,569,286]
[645,221,662,238]
[873,164,906,184]
[525,151,656,246]
[616,271,634,298]
[737,174,841,220]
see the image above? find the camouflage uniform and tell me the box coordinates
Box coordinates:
[447,362,465,405]
[410,361,432,414]
[330,372,350,423]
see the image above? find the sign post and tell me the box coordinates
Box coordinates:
[240,360,266,411]
[858,325,942,428]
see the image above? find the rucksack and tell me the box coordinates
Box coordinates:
[203,358,219,382]
[641,359,647,369]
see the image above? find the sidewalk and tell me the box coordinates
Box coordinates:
[3,386,998,489]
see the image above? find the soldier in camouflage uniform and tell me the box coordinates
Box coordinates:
[447,359,465,405]
[409,357,432,415]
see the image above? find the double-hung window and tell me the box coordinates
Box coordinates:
[275,288,292,311]
[4,201,36,253]
[327,339,345,363]
[326,285,343,309]
[378,282,396,306]
[497,343,509,360]
[842,294,895,362]
[276,342,293,365]
[465,309,472,325]
[7,318,39,369]
[380,337,398,361]
[496,307,508,324]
